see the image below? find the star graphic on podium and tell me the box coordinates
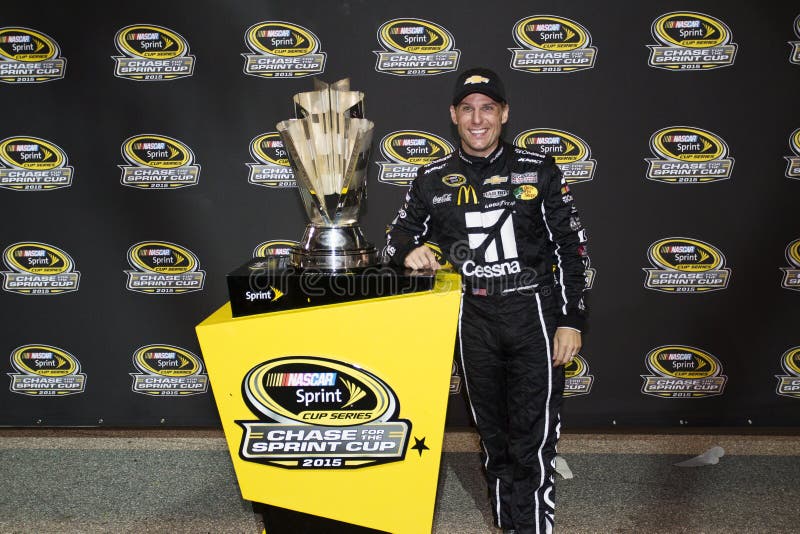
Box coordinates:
[411,436,429,457]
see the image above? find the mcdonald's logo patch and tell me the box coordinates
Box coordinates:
[457,185,478,205]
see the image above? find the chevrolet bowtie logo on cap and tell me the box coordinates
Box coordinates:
[464,75,490,85]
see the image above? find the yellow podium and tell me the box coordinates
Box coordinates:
[196,270,461,533]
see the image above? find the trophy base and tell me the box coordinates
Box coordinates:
[290,224,378,271]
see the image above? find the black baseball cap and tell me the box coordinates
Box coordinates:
[452,67,507,106]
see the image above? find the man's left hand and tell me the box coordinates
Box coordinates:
[552,327,582,367]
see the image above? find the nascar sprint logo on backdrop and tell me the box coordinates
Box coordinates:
[643,237,731,293]
[238,356,411,469]
[130,344,208,396]
[514,128,596,183]
[242,21,326,78]
[254,240,298,258]
[8,344,86,396]
[776,347,800,398]
[789,15,800,65]
[0,136,73,191]
[0,27,66,83]
[377,130,454,186]
[646,126,734,183]
[642,345,727,398]
[2,242,80,295]
[785,128,800,180]
[247,132,295,188]
[119,134,200,189]
[564,354,594,397]
[113,24,195,81]
[648,12,737,71]
[509,15,597,73]
[374,18,460,76]
[125,241,205,294]
[780,238,800,291]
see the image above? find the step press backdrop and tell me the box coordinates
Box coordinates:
[1,1,798,427]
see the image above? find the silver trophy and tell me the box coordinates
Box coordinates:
[277,79,377,270]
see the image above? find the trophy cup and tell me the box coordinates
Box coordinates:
[277,79,377,270]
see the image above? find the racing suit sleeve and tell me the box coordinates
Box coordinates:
[540,158,588,331]
[385,171,432,267]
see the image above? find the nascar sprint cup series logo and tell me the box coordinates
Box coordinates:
[130,344,208,396]
[0,136,73,191]
[243,21,325,78]
[247,132,295,188]
[644,237,731,293]
[776,346,800,398]
[785,128,800,180]
[0,27,66,83]
[509,15,597,73]
[789,15,800,65]
[377,130,454,186]
[642,345,727,398]
[515,128,596,183]
[113,24,195,81]
[375,18,460,76]
[564,354,594,397]
[119,134,200,189]
[648,12,737,71]
[780,238,800,291]
[238,356,411,469]
[646,126,734,183]
[2,242,80,295]
[8,344,86,396]
[125,241,205,294]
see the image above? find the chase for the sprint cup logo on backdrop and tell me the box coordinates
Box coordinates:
[375,18,460,76]
[509,15,597,73]
[124,241,205,294]
[646,126,734,183]
[780,238,800,291]
[377,130,454,186]
[242,21,326,78]
[0,136,73,191]
[119,134,200,189]
[247,133,295,188]
[564,355,594,397]
[0,27,66,83]
[785,128,800,180]
[238,356,411,469]
[8,344,86,396]
[112,24,195,81]
[643,237,731,293]
[776,347,800,398]
[641,345,727,398]
[514,128,596,183]
[2,242,80,295]
[130,344,208,396]
[647,12,737,71]
[789,14,800,65]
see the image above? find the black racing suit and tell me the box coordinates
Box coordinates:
[386,142,588,533]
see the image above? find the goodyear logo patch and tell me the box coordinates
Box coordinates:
[643,237,730,293]
[785,127,800,180]
[2,242,80,295]
[125,241,205,294]
[119,134,200,189]
[8,344,86,396]
[564,354,594,397]
[0,27,66,83]
[377,131,454,186]
[515,128,596,183]
[642,345,727,398]
[790,15,800,65]
[247,132,296,188]
[130,344,208,396]
[238,356,410,469]
[242,21,326,78]
[113,24,195,81]
[0,136,73,191]
[648,12,737,71]
[375,18,460,76]
[780,238,800,291]
[776,346,800,398]
[509,15,597,73]
[646,126,734,183]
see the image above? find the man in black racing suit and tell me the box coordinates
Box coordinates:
[385,68,588,534]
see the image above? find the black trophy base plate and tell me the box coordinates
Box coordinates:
[226,257,437,317]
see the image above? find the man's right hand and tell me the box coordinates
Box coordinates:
[404,245,441,271]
